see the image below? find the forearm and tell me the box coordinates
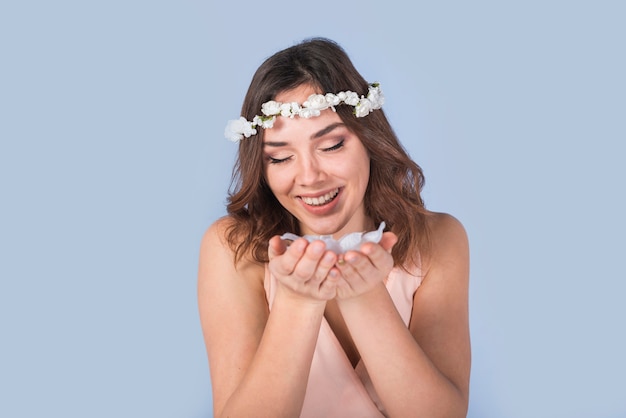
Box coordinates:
[218,288,325,418]
[337,285,468,418]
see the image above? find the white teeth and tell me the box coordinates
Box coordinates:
[301,188,339,206]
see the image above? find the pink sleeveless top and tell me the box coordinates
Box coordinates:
[264,264,423,418]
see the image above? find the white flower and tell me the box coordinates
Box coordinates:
[253,115,276,129]
[299,107,321,118]
[343,91,359,106]
[325,93,341,107]
[367,85,385,109]
[279,103,294,117]
[354,98,373,117]
[261,100,282,116]
[224,83,385,141]
[224,117,256,142]
[286,102,301,118]
[303,94,330,112]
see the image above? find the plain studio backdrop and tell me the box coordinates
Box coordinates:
[1,1,624,417]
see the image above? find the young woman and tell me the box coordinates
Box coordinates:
[198,37,470,418]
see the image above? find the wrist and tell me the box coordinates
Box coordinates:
[274,283,329,311]
[335,282,388,306]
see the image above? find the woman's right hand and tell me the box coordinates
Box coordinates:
[268,236,340,302]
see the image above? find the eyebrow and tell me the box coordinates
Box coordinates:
[263,122,346,148]
[311,122,345,139]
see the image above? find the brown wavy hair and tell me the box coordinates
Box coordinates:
[225,37,430,268]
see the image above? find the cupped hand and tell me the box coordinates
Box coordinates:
[334,231,398,300]
[268,235,340,302]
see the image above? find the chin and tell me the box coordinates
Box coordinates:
[300,218,348,237]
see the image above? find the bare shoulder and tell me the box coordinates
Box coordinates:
[199,216,264,280]
[198,216,266,314]
[197,215,267,348]
[409,211,471,405]
[199,215,235,257]
[198,217,269,415]
[422,211,469,277]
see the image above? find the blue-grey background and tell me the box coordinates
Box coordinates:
[1,1,624,417]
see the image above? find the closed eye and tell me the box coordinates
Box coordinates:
[267,155,292,164]
[322,139,344,152]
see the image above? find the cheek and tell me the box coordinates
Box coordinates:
[360,166,371,191]
[330,152,370,182]
[265,169,289,196]
[353,151,371,181]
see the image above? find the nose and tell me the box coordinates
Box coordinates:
[295,154,325,186]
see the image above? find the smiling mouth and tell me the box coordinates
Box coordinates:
[300,188,340,206]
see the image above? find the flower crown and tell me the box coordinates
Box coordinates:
[224,82,384,142]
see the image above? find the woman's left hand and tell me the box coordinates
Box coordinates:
[334,231,397,300]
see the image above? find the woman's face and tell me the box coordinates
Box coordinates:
[263,84,372,238]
